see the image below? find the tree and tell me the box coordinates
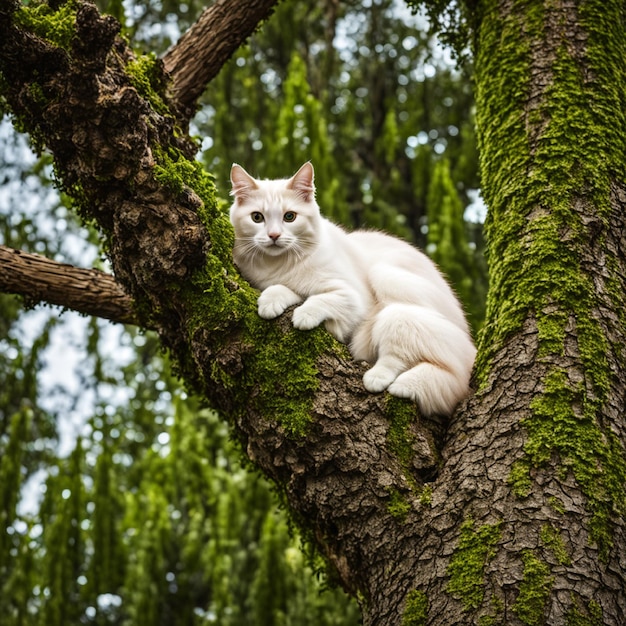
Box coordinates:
[1,1,625,626]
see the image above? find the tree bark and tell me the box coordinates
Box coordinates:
[0,245,140,325]
[429,0,626,622]
[1,0,625,625]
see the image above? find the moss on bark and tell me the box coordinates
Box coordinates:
[512,551,553,626]
[14,0,78,50]
[445,518,503,611]
[474,0,626,561]
[401,589,429,626]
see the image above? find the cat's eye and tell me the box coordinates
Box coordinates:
[251,212,264,223]
[283,211,297,222]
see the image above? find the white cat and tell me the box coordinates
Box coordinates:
[229,162,476,416]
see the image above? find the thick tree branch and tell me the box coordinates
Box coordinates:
[162,0,280,115]
[0,6,440,621]
[0,245,141,326]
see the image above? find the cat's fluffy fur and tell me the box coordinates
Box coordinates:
[229,162,476,416]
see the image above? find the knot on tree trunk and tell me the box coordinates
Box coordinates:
[73,1,120,71]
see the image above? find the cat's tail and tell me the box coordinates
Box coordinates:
[361,303,476,416]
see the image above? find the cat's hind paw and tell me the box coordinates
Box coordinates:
[387,364,469,416]
[258,285,302,319]
[386,379,415,400]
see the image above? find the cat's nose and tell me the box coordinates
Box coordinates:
[268,232,281,241]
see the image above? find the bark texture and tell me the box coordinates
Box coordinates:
[448,0,626,622]
[1,0,625,624]
[0,245,139,325]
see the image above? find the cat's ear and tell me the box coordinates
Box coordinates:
[287,162,315,202]
[230,164,258,200]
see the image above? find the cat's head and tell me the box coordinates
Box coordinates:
[229,162,321,259]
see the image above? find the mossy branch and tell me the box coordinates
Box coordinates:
[0,4,443,622]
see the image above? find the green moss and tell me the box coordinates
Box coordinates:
[475,0,623,381]
[15,0,78,50]
[525,368,626,558]
[540,524,570,566]
[472,0,541,387]
[512,551,553,626]
[418,485,432,507]
[387,488,412,522]
[384,395,433,490]
[446,518,503,611]
[508,460,533,499]
[401,589,428,626]
[126,54,171,116]
[244,320,336,437]
[478,597,505,626]
[7,1,78,148]
[152,145,234,270]
[478,597,506,626]
[184,284,328,440]
[385,397,418,465]
[588,601,603,622]
[548,496,565,515]
[382,397,437,519]
[566,598,603,626]
[26,82,48,107]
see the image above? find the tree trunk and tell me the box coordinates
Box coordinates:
[1,1,625,624]
[425,0,626,622]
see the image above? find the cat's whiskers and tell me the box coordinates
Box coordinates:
[287,243,305,264]
[289,239,316,264]
[285,245,307,267]
[238,238,264,265]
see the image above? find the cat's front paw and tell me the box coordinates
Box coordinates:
[362,366,398,393]
[292,304,326,331]
[258,285,302,319]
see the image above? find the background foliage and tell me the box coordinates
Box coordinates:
[0,0,486,623]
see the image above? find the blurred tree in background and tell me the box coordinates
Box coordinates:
[0,0,484,623]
